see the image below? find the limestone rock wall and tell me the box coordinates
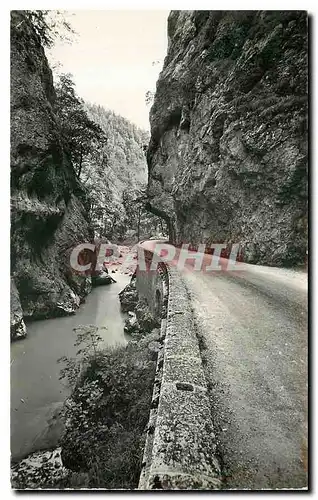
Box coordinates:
[147,11,308,266]
[10,11,93,327]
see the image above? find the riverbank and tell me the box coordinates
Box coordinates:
[11,327,160,489]
[11,270,131,462]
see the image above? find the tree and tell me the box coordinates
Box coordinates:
[55,74,107,179]
[54,75,114,240]
[134,188,147,241]
[82,103,151,241]
[58,325,105,388]
[122,186,168,242]
[145,90,155,107]
[22,10,75,48]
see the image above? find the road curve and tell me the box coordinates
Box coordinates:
[139,241,308,489]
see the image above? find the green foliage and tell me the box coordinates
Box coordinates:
[122,186,168,242]
[54,78,164,243]
[54,74,107,180]
[206,17,253,62]
[145,90,155,107]
[58,331,158,489]
[24,10,74,48]
[58,355,79,388]
[58,325,105,387]
[73,325,104,359]
[85,103,148,187]
[83,103,150,241]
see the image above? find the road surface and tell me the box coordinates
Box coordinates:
[140,241,308,489]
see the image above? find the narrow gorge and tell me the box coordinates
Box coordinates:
[10,10,164,487]
[10,11,161,339]
[10,9,308,491]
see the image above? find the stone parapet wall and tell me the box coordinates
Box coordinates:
[136,248,221,490]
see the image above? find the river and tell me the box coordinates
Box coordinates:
[11,271,131,462]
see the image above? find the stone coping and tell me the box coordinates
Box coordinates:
[137,254,221,490]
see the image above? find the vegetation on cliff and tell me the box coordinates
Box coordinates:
[11,10,93,324]
[53,75,166,242]
[10,9,164,333]
[84,103,166,242]
[54,74,108,181]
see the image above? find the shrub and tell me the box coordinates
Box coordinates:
[58,327,158,489]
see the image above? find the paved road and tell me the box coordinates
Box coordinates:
[140,241,308,489]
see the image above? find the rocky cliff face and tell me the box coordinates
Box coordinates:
[147,11,308,266]
[11,11,93,338]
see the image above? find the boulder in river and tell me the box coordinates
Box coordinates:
[124,312,140,336]
[119,277,139,312]
[91,272,113,287]
[11,279,26,341]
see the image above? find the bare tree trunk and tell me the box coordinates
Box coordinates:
[77,145,84,179]
[137,206,142,242]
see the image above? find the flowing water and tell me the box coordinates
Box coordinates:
[11,271,131,462]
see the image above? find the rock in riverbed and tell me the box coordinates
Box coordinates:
[119,277,139,312]
[91,271,113,287]
[11,279,26,341]
[11,447,69,489]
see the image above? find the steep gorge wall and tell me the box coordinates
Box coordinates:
[147,10,308,266]
[10,11,93,338]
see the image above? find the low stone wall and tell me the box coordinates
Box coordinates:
[135,257,168,321]
[136,248,221,490]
